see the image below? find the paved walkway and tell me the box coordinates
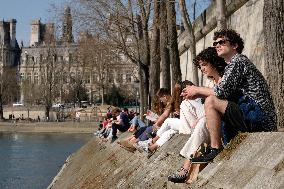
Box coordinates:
[0,122,99,133]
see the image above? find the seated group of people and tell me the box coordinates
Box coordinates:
[96,29,277,184]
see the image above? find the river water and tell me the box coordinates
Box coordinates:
[0,132,92,189]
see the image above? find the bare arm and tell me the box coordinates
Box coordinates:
[183,85,215,99]
[154,108,171,127]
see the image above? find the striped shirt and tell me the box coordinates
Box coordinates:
[213,53,277,131]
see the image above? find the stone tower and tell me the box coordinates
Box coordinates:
[9,19,16,48]
[43,23,55,43]
[30,20,41,46]
[61,6,73,43]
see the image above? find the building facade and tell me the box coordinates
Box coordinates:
[0,19,21,71]
[0,19,21,104]
[19,7,138,106]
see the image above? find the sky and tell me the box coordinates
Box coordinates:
[0,0,210,47]
[0,0,68,46]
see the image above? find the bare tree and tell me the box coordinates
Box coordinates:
[178,0,198,85]
[0,67,20,120]
[40,47,58,119]
[216,0,227,30]
[149,0,161,99]
[75,34,116,105]
[159,1,171,89]
[166,0,182,88]
[69,0,152,112]
[2,67,20,104]
[263,0,284,129]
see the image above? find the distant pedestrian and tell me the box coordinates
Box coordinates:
[76,112,81,122]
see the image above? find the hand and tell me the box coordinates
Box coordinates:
[182,85,199,99]
[173,111,179,118]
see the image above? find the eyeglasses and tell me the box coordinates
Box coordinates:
[213,39,229,47]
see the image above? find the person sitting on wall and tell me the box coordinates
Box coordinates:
[132,86,184,157]
[184,29,277,164]
[168,47,227,183]
[128,112,146,132]
[111,108,130,143]
[117,88,174,152]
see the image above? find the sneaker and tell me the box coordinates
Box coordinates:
[168,167,189,183]
[191,147,223,164]
[110,136,118,143]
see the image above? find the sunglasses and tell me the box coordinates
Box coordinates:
[213,39,229,47]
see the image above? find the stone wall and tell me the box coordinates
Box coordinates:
[49,132,284,189]
[179,0,265,85]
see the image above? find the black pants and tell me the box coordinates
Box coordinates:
[112,123,130,137]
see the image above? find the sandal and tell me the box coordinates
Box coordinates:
[168,167,189,183]
[147,149,156,159]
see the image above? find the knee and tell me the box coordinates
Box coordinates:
[204,95,218,110]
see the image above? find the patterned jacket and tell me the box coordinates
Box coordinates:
[213,53,277,131]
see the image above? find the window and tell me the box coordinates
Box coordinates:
[126,74,131,83]
[27,73,32,83]
[92,73,97,83]
[53,54,57,62]
[34,73,39,84]
[108,73,114,83]
[20,73,25,82]
[68,53,72,63]
[58,56,63,62]
[39,54,43,63]
[85,72,90,84]
[117,74,123,83]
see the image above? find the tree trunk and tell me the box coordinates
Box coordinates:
[137,1,151,113]
[216,0,227,30]
[178,0,198,86]
[263,0,284,129]
[159,1,171,89]
[0,94,4,120]
[45,106,50,121]
[138,63,149,114]
[150,0,160,100]
[166,0,182,88]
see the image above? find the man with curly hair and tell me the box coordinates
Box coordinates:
[183,29,277,163]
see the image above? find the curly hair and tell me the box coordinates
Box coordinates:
[153,88,171,115]
[193,47,227,76]
[156,88,171,98]
[213,29,244,53]
[180,80,194,90]
[153,86,182,115]
[152,95,164,115]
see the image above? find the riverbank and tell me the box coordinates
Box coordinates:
[0,122,99,133]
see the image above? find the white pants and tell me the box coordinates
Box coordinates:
[179,117,209,159]
[156,118,181,147]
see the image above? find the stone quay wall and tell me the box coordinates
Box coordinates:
[178,0,265,85]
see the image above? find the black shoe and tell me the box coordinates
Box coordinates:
[110,136,118,143]
[168,167,189,183]
[191,147,223,164]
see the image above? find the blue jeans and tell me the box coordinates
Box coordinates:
[222,96,267,145]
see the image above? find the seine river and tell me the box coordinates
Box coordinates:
[0,132,92,189]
